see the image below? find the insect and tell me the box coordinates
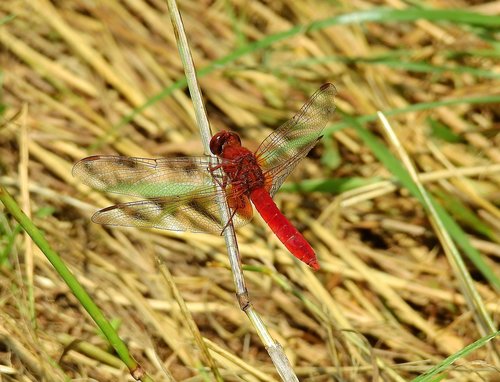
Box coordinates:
[73,83,336,270]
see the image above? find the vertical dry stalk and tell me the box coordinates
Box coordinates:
[164,0,299,380]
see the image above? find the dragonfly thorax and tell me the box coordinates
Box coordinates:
[224,152,265,194]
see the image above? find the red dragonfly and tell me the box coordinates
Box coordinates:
[73,83,336,270]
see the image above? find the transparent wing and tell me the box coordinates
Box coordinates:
[91,193,252,233]
[254,83,337,196]
[264,139,322,196]
[73,155,219,198]
[73,155,253,232]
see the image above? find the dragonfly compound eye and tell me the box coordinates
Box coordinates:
[210,131,241,156]
[209,131,227,156]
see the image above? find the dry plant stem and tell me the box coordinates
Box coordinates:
[18,104,35,322]
[202,338,280,382]
[165,1,298,381]
[164,0,246,299]
[376,112,499,361]
[339,163,500,209]
[426,141,500,221]
[158,261,223,381]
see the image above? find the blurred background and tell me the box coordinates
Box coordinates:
[1,0,499,381]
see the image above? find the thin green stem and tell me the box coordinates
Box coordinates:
[0,186,154,382]
[412,330,499,382]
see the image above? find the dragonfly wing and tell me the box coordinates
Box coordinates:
[92,191,253,233]
[264,138,322,197]
[254,83,337,195]
[73,155,225,199]
[74,155,253,232]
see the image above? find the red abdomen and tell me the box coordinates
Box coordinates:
[250,187,319,270]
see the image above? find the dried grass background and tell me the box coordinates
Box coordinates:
[1,0,499,381]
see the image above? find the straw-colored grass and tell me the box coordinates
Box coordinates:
[1,1,499,381]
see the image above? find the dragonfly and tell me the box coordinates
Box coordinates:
[73,83,337,270]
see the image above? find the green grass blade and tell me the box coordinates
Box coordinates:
[433,190,497,242]
[97,8,498,148]
[412,330,499,382]
[0,186,153,382]
[310,8,500,30]
[338,112,500,291]
[0,219,22,267]
[428,118,464,143]
[363,59,499,79]
[265,53,500,80]
[0,14,16,25]
[281,177,379,194]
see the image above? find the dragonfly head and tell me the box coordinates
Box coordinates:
[210,130,242,157]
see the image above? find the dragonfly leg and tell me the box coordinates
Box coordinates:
[219,190,249,234]
[208,162,222,172]
[208,164,228,188]
[220,206,239,235]
[232,162,245,182]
